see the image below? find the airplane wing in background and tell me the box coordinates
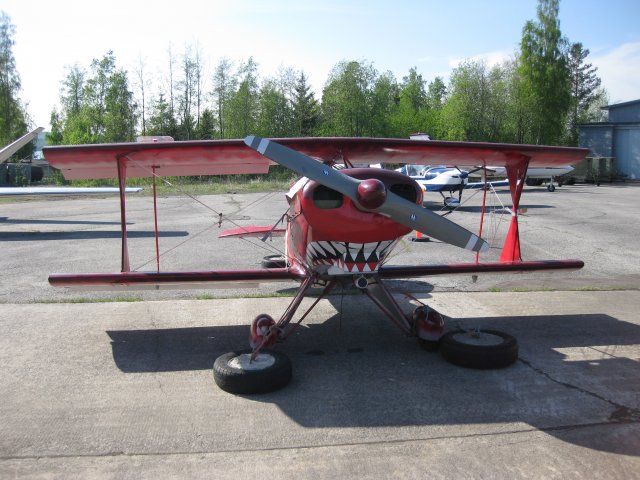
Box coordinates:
[0,128,44,164]
[0,187,143,196]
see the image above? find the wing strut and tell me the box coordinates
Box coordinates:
[500,154,530,262]
[152,166,160,273]
[117,156,131,272]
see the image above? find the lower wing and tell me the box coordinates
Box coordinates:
[378,260,584,278]
[49,268,305,290]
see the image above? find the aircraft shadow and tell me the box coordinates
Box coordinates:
[0,218,124,226]
[0,230,189,241]
[107,304,640,456]
[274,279,435,297]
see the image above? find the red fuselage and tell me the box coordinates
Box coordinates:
[284,168,423,275]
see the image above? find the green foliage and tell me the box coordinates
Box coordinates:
[195,108,215,139]
[225,57,260,138]
[566,42,603,144]
[291,71,319,136]
[146,93,178,137]
[211,57,236,139]
[256,78,293,137]
[320,60,379,136]
[0,11,27,148]
[53,51,138,145]
[518,0,571,144]
[442,60,512,142]
[41,0,603,154]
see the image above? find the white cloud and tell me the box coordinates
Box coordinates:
[591,42,640,103]
[448,50,513,69]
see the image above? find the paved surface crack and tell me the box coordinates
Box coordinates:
[0,421,635,462]
[518,356,640,423]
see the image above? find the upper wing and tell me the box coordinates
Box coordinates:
[43,137,588,180]
[43,140,273,180]
[280,138,588,168]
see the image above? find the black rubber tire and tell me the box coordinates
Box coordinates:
[261,254,287,268]
[419,339,440,352]
[547,184,556,192]
[213,349,292,394]
[440,329,518,369]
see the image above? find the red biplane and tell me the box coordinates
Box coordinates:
[44,136,587,394]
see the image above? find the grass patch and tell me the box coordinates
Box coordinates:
[573,286,628,292]
[486,285,630,293]
[34,296,144,304]
[511,287,556,293]
[43,165,297,196]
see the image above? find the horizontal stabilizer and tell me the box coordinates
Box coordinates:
[218,226,286,238]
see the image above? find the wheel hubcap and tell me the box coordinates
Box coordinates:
[229,353,276,371]
[452,331,504,346]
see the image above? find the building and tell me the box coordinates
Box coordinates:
[578,99,640,181]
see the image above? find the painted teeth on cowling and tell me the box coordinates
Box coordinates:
[315,242,333,258]
[333,242,346,255]
[307,240,395,269]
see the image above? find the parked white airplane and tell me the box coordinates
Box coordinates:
[399,163,575,207]
[475,165,575,192]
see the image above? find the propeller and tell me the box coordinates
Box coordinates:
[244,136,489,253]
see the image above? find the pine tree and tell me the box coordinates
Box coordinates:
[566,42,602,144]
[291,72,319,136]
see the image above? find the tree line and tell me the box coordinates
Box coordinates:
[2,0,607,157]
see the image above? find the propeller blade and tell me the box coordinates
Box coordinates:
[244,136,489,253]
[376,191,488,252]
[244,135,360,198]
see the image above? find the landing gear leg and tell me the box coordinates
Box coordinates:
[214,275,335,395]
[547,176,556,192]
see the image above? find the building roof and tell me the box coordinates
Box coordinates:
[602,99,640,110]
[578,121,640,127]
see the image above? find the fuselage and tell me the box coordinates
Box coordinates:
[285,168,423,276]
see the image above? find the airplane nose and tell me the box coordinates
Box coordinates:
[356,178,387,209]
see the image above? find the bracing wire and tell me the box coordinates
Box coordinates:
[123,156,292,271]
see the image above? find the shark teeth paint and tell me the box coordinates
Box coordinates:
[306,240,396,274]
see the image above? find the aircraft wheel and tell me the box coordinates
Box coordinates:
[213,349,292,394]
[440,329,518,369]
[261,254,287,268]
[419,339,440,352]
[547,184,555,192]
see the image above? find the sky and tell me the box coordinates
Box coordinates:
[2,0,640,130]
